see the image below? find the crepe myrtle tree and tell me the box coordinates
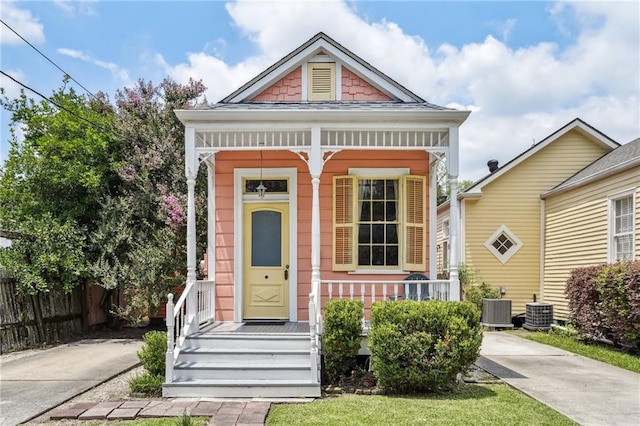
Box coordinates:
[90,78,209,323]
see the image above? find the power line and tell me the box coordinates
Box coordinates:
[1,70,113,136]
[0,18,96,99]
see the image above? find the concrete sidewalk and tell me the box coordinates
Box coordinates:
[0,339,143,426]
[479,331,640,426]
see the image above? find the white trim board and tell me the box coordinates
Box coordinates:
[233,167,298,322]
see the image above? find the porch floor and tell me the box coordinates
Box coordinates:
[199,321,311,335]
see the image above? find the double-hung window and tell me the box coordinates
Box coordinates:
[610,192,635,262]
[333,172,426,271]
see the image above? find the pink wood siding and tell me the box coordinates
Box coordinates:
[341,68,392,101]
[251,67,302,101]
[213,150,430,321]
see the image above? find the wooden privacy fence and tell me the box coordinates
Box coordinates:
[0,271,84,353]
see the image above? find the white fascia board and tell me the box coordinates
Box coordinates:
[226,40,328,103]
[174,108,470,126]
[465,119,618,194]
[224,37,421,103]
[541,157,640,199]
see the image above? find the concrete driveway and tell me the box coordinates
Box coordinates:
[0,339,142,426]
[479,331,640,426]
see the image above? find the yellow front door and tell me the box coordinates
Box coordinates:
[243,202,289,320]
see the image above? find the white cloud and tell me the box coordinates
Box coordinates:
[158,0,639,182]
[57,48,131,84]
[0,1,45,45]
[0,69,26,99]
[53,0,97,16]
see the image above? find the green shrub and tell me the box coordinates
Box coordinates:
[138,330,167,377]
[566,261,640,352]
[323,298,364,383]
[464,282,501,311]
[128,372,164,396]
[368,300,482,393]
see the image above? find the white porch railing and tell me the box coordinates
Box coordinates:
[320,279,450,329]
[165,279,215,382]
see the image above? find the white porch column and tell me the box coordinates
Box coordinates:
[185,127,199,329]
[206,158,216,281]
[448,126,461,301]
[309,126,323,305]
[428,153,438,280]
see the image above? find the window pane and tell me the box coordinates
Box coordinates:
[386,201,397,221]
[372,224,385,243]
[360,201,371,221]
[387,224,398,243]
[251,211,281,266]
[386,180,396,199]
[355,177,400,269]
[372,201,385,221]
[372,246,384,265]
[358,224,371,244]
[372,180,385,199]
[386,246,399,266]
[359,179,371,200]
[358,245,370,266]
[245,179,288,193]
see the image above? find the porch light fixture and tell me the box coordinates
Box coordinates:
[257,150,266,199]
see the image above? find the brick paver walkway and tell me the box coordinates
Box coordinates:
[48,400,271,425]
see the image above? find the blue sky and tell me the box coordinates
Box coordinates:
[1,0,639,181]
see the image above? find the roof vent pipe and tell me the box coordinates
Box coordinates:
[487,159,499,173]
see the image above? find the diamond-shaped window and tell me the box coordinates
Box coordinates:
[484,225,523,264]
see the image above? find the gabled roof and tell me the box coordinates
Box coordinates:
[221,32,433,105]
[461,118,620,198]
[542,137,640,198]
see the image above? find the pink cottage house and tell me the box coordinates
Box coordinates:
[164,33,470,397]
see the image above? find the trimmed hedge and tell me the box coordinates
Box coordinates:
[323,299,364,383]
[566,261,640,352]
[368,300,482,393]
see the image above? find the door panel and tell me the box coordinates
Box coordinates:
[243,202,289,319]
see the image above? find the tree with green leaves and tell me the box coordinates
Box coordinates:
[0,76,207,326]
[0,82,118,295]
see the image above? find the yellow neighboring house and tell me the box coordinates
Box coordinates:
[437,118,620,317]
[541,137,640,320]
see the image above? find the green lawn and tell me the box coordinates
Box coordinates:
[266,384,576,426]
[510,329,640,373]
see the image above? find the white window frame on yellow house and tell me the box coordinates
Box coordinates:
[332,168,427,273]
[608,189,636,262]
[442,219,450,273]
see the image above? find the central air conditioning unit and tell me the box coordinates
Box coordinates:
[481,299,513,328]
[524,303,553,331]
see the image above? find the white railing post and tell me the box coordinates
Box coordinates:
[165,293,175,382]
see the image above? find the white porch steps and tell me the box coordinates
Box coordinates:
[163,332,321,398]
